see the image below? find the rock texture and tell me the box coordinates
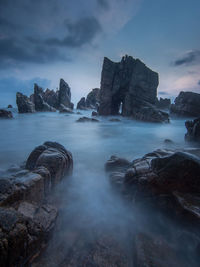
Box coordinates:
[77,97,86,110]
[0,109,13,118]
[76,88,100,110]
[76,116,99,123]
[34,84,56,112]
[16,92,35,113]
[98,55,169,122]
[170,91,200,117]
[0,142,73,266]
[156,97,171,109]
[185,118,200,142]
[58,79,74,109]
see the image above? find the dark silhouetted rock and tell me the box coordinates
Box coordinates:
[86,88,100,109]
[0,109,13,118]
[156,97,171,109]
[185,118,200,142]
[58,79,74,109]
[34,84,56,112]
[76,116,99,123]
[59,104,74,114]
[16,92,35,113]
[43,88,59,109]
[7,104,13,108]
[170,91,200,117]
[77,97,86,110]
[92,111,98,116]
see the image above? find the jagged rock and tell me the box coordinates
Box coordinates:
[59,104,74,114]
[0,142,73,266]
[98,55,163,121]
[43,88,59,109]
[58,79,74,109]
[34,84,56,112]
[170,91,200,117]
[92,111,98,116]
[185,118,200,142]
[0,109,13,118]
[76,116,99,123]
[155,97,171,109]
[7,104,13,108]
[16,92,35,113]
[77,97,86,110]
[86,88,100,109]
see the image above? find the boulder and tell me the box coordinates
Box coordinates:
[155,97,171,109]
[16,92,35,113]
[58,79,74,109]
[0,142,73,266]
[170,91,200,117]
[76,116,99,123]
[185,118,200,142]
[0,109,13,119]
[7,104,13,108]
[76,97,86,110]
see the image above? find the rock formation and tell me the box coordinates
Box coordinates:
[7,104,13,108]
[58,79,74,109]
[34,84,56,112]
[170,91,200,117]
[98,55,169,122]
[0,109,13,118]
[16,92,35,113]
[185,118,200,142]
[0,142,73,266]
[156,97,171,109]
[76,88,100,110]
[76,116,99,123]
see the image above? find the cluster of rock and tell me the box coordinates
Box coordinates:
[170,91,200,117]
[0,109,13,119]
[0,142,73,266]
[155,97,171,109]
[16,79,74,113]
[77,88,100,110]
[98,55,169,123]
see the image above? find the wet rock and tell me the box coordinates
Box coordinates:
[59,104,74,114]
[98,55,167,123]
[156,97,171,109]
[58,78,74,109]
[105,155,131,172]
[185,117,200,142]
[109,118,121,122]
[76,97,86,110]
[76,116,99,123]
[16,92,35,113]
[92,111,98,116]
[0,109,13,118]
[7,104,13,108]
[170,91,200,117]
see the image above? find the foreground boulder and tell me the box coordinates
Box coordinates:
[16,92,35,113]
[0,109,13,119]
[0,142,73,266]
[185,118,200,142]
[106,148,200,223]
[170,91,200,117]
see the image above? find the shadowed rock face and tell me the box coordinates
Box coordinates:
[58,79,74,109]
[156,97,171,109]
[98,55,159,117]
[77,97,86,110]
[185,118,200,142]
[170,91,200,117]
[16,92,35,113]
[76,88,100,110]
[34,84,56,112]
[0,109,13,118]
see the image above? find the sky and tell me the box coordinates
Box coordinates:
[0,0,200,107]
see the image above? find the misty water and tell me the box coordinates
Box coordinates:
[0,110,199,266]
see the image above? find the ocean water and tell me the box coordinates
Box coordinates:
[0,110,199,266]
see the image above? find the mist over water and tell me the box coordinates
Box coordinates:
[0,110,199,266]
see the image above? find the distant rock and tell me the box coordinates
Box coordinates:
[34,84,56,112]
[164,139,174,144]
[156,97,171,109]
[109,118,121,122]
[185,117,200,142]
[58,79,74,109]
[98,55,169,123]
[77,97,86,110]
[170,91,200,117]
[92,111,98,116]
[59,104,74,114]
[16,92,35,113]
[7,104,13,108]
[0,109,13,118]
[76,116,99,123]
[43,88,59,109]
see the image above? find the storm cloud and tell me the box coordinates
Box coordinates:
[0,0,137,69]
[173,50,200,66]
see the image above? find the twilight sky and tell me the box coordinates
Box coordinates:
[0,0,200,107]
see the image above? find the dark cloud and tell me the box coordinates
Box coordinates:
[46,17,102,47]
[97,0,110,10]
[173,50,200,66]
